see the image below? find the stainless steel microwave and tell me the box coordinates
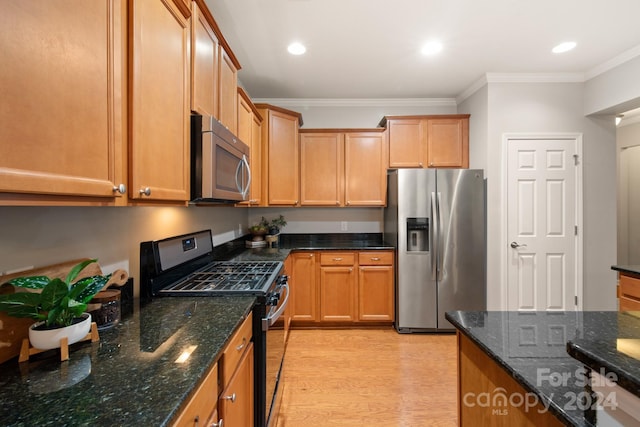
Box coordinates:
[190,114,251,203]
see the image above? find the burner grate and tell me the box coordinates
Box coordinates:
[160,260,281,294]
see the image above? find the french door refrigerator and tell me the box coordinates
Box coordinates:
[384,169,486,332]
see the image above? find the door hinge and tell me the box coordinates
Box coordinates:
[573,154,579,165]
[575,295,578,306]
[574,225,578,236]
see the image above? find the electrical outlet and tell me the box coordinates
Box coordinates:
[238,223,243,234]
[341,221,348,231]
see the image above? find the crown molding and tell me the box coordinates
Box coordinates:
[251,98,457,108]
[485,72,585,83]
[585,44,640,80]
[456,75,488,105]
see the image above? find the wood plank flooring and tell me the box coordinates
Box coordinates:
[276,328,458,427]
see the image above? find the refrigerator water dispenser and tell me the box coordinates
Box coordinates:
[406,217,429,251]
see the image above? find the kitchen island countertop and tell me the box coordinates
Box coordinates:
[0,296,255,426]
[446,310,640,426]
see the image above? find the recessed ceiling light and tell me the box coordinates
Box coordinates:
[552,41,577,54]
[287,42,306,55]
[421,41,443,56]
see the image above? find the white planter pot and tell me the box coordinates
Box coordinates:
[29,312,92,350]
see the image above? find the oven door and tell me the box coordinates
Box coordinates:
[263,281,289,427]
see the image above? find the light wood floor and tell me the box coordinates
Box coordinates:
[276,328,458,427]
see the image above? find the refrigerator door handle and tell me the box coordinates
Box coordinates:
[430,191,437,280]
[437,191,444,282]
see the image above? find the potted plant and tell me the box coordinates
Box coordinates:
[0,259,110,350]
[249,217,270,241]
[266,215,287,235]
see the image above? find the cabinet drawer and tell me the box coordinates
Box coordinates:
[221,312,253,387]
[172,363,218,427]
[620,274,640,300]
[358,251,393,266]
[620,297,640,311]
[320,252,355,266]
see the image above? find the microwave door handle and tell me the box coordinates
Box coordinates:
[241,155,251,199]
[262,283,290,331]
[235,158,243,193]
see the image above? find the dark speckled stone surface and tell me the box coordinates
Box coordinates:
[611,264,640,276]
[566,311,640,398]
[0,296,255,427]
[444,311,634,427]
[279,233,394,250]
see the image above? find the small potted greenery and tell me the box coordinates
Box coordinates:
[266,215,287,235]
[0,259,110,350]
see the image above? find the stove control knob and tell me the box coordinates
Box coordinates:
[277,275,289,285]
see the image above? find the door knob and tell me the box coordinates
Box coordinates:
[510,242,527,249]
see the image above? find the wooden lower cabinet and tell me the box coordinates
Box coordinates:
[219,343,254,427]
[172,363,219,427]
[290,250,394,327]
[320,252,357,322]
[458,333,563,427]
[289,252,318,322]
[618,273,640,311]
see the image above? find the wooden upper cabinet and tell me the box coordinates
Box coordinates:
[190,1,218,117]
[218,46,238,135]
[386,119,424,168]
[299,129,387,207]
[300,132,343,206]
[256,104,303,206]
[0,0,126,204]
[129,0,191,202]
[426,117,469,168]
[237,88,262,206]
[344,131,387,206]
[380,115,470,169]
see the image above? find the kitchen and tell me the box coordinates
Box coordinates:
[2,0,640,426]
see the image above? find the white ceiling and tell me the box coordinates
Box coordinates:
[205,0,640,101]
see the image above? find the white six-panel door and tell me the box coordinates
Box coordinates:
[506,136,582,312]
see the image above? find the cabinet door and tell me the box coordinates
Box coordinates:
[249,112,263,205]
[387,119,424,168]
[425,118,469,168]
[344,132,387,206]
[300,133,343,206]
[290,252,318,322]
[358,265,394,322]
[0,0,126,202]
[130,0,190,202]
[190,1,218,116]
[266,110,299,206]
[172,363,218,427]
[218,46,238,135]
[320,266,357,322]
[219,343,254,427]
[237,92,253,144]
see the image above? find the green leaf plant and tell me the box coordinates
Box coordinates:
[0,259,110,328]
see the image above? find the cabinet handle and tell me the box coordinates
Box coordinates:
[194,415,200,427]
[211,420,223,427]
[223,393,236,403]
[429,162,434,167]
[371,257,381,261]
[333,257,343,261]
[294,200,298,206]
[236,337,246,352]
[346,201,351,206]
[112,184,126,194]
[419,162,423,167]
[139,187,151,196]
[336,201,340,206]
[309,254,314,258]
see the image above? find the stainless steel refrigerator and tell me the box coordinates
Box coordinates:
[384,169,486,332]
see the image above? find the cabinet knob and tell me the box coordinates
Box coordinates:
[112,184,126,194]
[236,337,246,352]
[294,200,298,206]
[309,254,314,258]
[139,187,151,196]
[346,201,351,206]
[371,257,381,261]
[336,201,340,206]
[223,393,236,403]
[333,257,343,261]
[419,162,423,167]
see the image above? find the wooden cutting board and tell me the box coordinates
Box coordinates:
[0,259,105,364]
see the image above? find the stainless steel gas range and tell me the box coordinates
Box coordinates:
[140,230,289,427]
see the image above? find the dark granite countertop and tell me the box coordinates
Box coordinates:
[611,265,640,276]
[566,311,640,399]
[278,233,394,250]
[0,296,255,426]
[444,311,628,427]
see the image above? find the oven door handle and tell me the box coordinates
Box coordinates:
[262,283,289,331]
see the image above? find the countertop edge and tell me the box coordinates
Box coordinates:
[566,340,640,399]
